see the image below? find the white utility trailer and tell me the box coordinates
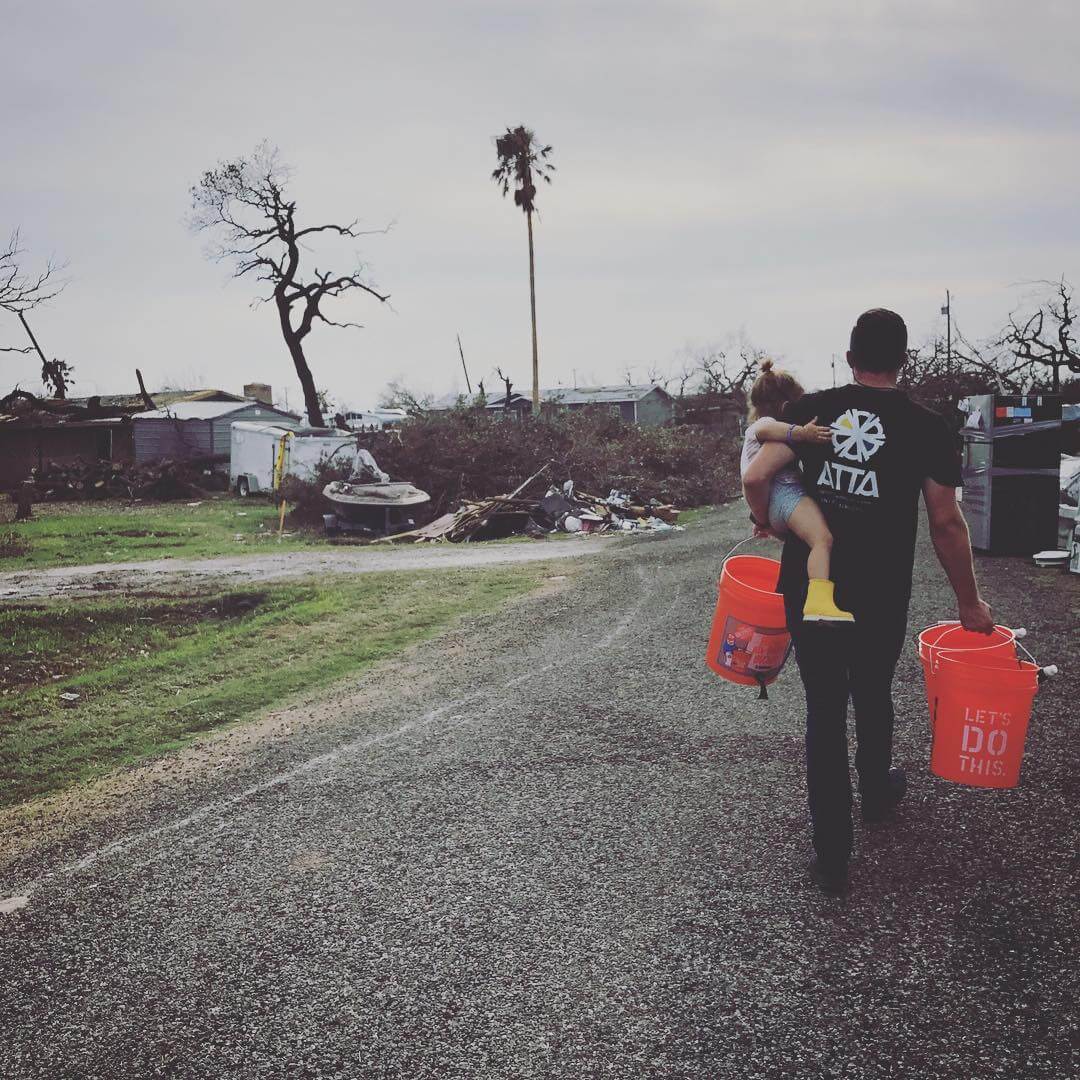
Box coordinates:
[229,423,387,496]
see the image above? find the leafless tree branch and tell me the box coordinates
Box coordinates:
[189,142,391,426]
[1,230,73,395]
[996,278,1079,390]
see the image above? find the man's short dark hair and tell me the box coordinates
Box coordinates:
[850,308,908,373]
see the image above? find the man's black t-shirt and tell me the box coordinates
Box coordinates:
[779,384,961,619]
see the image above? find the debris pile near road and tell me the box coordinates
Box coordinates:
[26,455,229,502]
[543,486,683,536]
[381,471,683,544]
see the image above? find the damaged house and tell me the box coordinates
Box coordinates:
[131,399,297,465]
[0,383,289,489]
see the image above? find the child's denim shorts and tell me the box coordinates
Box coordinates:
[768,472,807,533]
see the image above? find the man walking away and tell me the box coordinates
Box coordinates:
[742,308,994,895]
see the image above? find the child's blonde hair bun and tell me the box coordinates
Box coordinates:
[748,357,804,422]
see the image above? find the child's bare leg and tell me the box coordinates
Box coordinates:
[785,497,833,580]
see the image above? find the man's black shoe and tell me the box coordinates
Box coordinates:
[861,766,907,823]
[809,857,849,896]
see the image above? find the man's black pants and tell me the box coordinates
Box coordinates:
[785,594,908,869]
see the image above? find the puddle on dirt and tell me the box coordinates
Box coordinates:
[0,895,29,914]
[203,591,270,618]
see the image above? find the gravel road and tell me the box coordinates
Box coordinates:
[1,505,1077,1079]
[0,536,613,600]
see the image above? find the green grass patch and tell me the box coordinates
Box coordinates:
[0,497,708,571]
[0,497,317,570]
[675,506,714,528]
[0,567,545,807]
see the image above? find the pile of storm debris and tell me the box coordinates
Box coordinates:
[24,455,228,502]
[379,465,683,544]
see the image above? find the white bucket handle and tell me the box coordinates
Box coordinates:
[720,533,763,566]
[926,624,1057,680]
[718,532,780,578]
[927,623,1016,674]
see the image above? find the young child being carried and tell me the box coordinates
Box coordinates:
[740,360,854,623]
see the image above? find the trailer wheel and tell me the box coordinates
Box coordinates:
[237,476,250,497]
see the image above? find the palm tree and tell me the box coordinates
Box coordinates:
[492,126,554,415]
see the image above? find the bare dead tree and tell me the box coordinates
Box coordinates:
[898,315,1063,416]
[0,230,72,397]
[494,366,514,412]
[189,143,390,427]
[669,353,698,398]
[1000,278,1080,392]
[643,361,674,393]
[378,379,431,416]
[697,347,760,398]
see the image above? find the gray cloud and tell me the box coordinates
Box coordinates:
[4,0,1078,406]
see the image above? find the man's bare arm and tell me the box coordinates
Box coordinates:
[923,478,994,633]
[742,442,797,527]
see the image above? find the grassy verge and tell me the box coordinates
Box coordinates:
[675,505,715,528]
[0,567,545,807]
[0,497,317,570]
[0,497,712,573]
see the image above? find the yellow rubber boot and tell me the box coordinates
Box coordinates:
[802,579,855,623]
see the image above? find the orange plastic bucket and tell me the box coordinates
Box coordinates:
[920,626,1039,789]
[917,623,1017,725]
[706,554,791,692]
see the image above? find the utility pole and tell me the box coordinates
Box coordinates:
[941,290,952,377]
[831,354,837,388]
[457,334,472,395]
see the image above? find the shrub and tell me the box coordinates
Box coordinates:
[279,458,353,525]
[364,410,739,511]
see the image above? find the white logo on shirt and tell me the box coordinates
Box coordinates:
[831,409,886,462]
[817,409,886,499]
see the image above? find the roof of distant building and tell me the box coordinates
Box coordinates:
[133,400,297,421]
[543,384,670,405]
[58,388,246,411]
[430,384,671,410]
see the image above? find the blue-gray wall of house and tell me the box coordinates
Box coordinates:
[134,405,292,463]
[635,390,674,427]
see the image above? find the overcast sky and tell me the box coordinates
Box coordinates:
[5,0,1079,410]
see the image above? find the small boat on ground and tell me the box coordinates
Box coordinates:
[322,479,431,536]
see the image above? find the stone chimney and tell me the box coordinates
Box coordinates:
[244,382,272,405]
